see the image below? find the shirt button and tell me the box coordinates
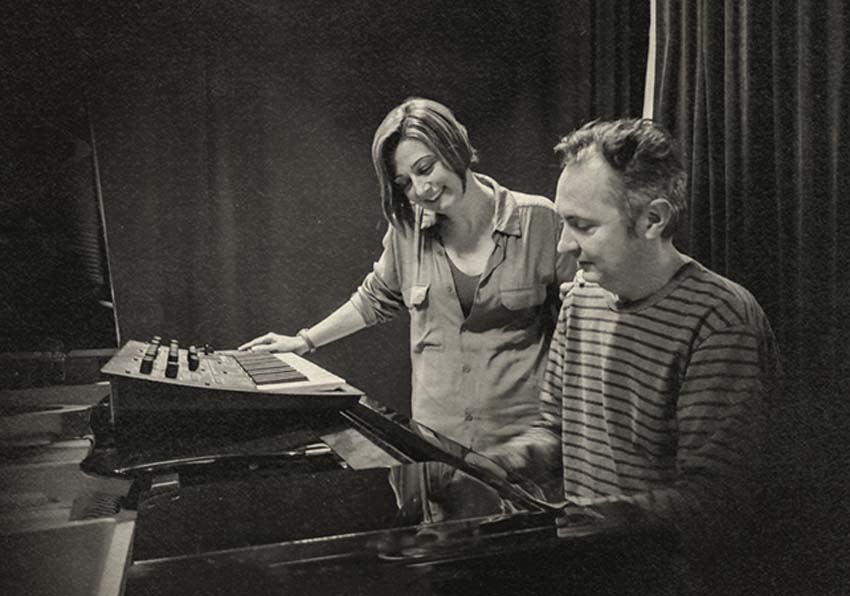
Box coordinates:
[464,409,474,421]
[448,286,454,294]
[462,364,471,373]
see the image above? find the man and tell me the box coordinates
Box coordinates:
[488,118,781,552]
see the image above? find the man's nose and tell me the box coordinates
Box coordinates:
[558,227,579,254]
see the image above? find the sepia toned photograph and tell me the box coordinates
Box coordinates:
[1,1,847,594]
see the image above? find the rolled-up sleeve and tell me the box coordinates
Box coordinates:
[348,225,407,326]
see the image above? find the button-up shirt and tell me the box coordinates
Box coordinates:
[349,174,575,451]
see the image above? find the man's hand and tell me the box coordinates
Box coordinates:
[555,500,664,537]
[463,449,511,481]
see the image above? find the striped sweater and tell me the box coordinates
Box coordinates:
[502,259,780,538]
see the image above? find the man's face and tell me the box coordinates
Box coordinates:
[555,155,646,299]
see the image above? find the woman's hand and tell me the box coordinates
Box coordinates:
[420,208,439,229]
[560,269,585,300]
[238,332,306,354]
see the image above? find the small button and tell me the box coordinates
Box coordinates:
[464,410,474,422]
[448,286,454,294]
[462,364,471,373]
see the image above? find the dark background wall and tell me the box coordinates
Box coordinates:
[4,0,630,415]
[1,1,118,353]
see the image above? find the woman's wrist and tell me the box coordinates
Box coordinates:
[296,328,317,353]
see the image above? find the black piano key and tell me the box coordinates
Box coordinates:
[246,371,297,381]
[249,371,309,384]
[240,362,298,373]
[233,354,281,365]
[231,352,311,384]
[248,368,308,380]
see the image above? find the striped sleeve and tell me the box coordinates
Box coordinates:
[538,299,569,432]
[613,323,769,537]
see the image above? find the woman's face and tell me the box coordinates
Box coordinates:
[392,139,465,215]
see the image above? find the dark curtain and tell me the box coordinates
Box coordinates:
[592,0,651,119]
[543,0,650,133]
[652,1,850,593]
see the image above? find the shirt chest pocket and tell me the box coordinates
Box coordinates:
[498,284,547,329]
[402,283,430,309]
[402,283,443,351]
[499,284,547,310]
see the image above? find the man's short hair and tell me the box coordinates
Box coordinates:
[555,119,687,238]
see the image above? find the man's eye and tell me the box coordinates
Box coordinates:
[570,221,591,232]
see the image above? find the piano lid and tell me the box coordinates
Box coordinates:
[125,459,677,596]
[119,400,679,596]
[131,461,531,562]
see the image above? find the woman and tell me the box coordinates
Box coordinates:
[240,98,574,452]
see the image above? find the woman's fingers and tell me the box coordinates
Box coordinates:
[237,332,277,351]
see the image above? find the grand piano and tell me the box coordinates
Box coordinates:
[2,341,681,596]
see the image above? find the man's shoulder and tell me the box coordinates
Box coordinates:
[674,261,770,329]
[680,261,759,305]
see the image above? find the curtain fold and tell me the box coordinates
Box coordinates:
[652,1,850,591]
[592,0,650,119]
[653,0,850,401]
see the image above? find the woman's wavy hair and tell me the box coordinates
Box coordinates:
[372,98,478,228]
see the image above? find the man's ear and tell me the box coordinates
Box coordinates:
[641,199,673,239]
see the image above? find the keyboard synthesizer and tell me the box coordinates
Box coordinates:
[101,338,362,419]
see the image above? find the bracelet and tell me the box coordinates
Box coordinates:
[296,328,317,353]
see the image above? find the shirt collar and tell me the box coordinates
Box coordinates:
[475,173,522,237]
